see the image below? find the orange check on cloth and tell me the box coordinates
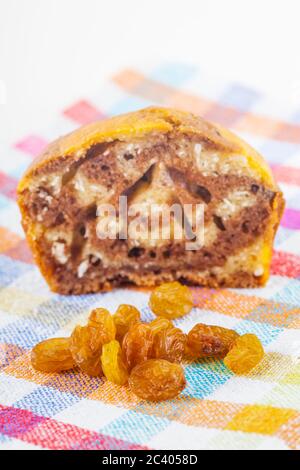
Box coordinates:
[0,63,299,450]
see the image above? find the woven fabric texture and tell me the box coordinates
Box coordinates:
[0,63,299,450]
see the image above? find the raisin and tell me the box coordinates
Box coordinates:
[101,340,129,385]
[129,359,186,401]
[153,327,186,363]
[70,326,103,376]
[70,308,116,376]
[251,184,260,194]
[224,333,264,374]
[31,338,75,373]
[189,183,211,204]
[195,185,212,204]
[149,282,193,319]
[124,153,134,161]
[213,215,226,231]
[128,247,145,258]
[122,323,153,370]
[242,221,250,233]
[149,319,186,363]
[79,225,86,236]
[113,304,141,342]
[85,204,97,219]
[186,323,239,358]
[88,307,116,343]
[148,317,174,334]
[55,212,65,225]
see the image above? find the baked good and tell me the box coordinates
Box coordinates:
[17,107,284,294]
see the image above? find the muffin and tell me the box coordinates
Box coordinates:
[17,107,284,294]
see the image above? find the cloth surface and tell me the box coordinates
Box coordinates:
[0,63,299,450]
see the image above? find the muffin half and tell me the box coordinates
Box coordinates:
[17,107,284,294]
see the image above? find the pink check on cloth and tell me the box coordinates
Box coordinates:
[0,63,299,450]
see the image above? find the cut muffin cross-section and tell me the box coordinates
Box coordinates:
[17,107,284,294]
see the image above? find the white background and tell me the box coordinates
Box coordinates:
[1,0,300,142]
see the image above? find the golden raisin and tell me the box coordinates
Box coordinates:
[101,340,129,385]
[129,359,186,401]
[122,323,153,370]
[31,338,75,373]
[70,326,103,376]
[70,308,116,376]
[113,304,140,342]
[152,326,186,363]
[224,333,264,374]
[148,317,174,334]
[149,281,193,319]
[186,323,239,358]
[88,308,116,343]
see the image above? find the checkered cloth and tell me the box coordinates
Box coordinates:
[0,63,299,450]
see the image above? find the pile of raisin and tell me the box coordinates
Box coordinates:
[31,282,265,402]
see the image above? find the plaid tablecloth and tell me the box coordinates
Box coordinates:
[0,63,299,450]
